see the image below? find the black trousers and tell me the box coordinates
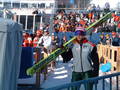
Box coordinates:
[71,70,94,90]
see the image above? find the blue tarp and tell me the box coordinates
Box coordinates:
[100,62,112,72]
[19,47,34,79]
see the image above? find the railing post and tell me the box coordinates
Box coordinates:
[18,15,21,24]
[117,48,120,72]
[35,48,41,88]
[11,1,13,8]
[33,14,36,33]
[25,15,28,30]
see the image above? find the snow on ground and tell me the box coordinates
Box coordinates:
[41,55,73,89]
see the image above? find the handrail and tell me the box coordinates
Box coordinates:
[45,72,120,90]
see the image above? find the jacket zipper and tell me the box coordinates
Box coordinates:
[80,44,84,72]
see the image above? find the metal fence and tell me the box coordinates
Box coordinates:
[45,72,120,90]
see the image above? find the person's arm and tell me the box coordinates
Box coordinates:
[37,37,43,47]
[45,36,52,48]
[91,46,99,77]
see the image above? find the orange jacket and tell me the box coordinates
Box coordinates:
[22,37,33,47]
[22,39,29,47]
[114,16,120,22]
[33,37,39,47]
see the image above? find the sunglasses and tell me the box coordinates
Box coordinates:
[75,30,86,36]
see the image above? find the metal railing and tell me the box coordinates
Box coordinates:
[45,72,120,90]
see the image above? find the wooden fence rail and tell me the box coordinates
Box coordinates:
[97,44,120,72]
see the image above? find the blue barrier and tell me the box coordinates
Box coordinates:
[45,72,120,90]
[19,47,34,78]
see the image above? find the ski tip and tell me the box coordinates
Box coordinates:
[26,68,35,76]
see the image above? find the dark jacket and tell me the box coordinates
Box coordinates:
[112,37,120,46]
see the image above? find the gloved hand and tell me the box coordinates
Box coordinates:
[58,44,65,49]
[60,45,65,49]
[92,69,99,77]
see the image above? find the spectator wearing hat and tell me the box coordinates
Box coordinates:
[71,27,99,90]
[104,2,110,13]
[33,30,43,47]
[50,33,58,69]
[33,30,43,63]
[37,30,52,54]
[22,33,33,47]
[111,32,120,46]
[99,34,106,45]
[105,34,112,45]
[37,30,52,79]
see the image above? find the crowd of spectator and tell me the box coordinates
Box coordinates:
[22,10,120,46]
[99,32,120,46]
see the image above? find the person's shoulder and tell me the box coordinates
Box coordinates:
[82,39,96,47]
[87,41,96,47]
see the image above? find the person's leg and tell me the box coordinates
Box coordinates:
[43,52,48,80]
[83,71,94,90]
[71,72,82,90]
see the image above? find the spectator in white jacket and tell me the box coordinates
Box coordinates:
[37,30,52,54]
